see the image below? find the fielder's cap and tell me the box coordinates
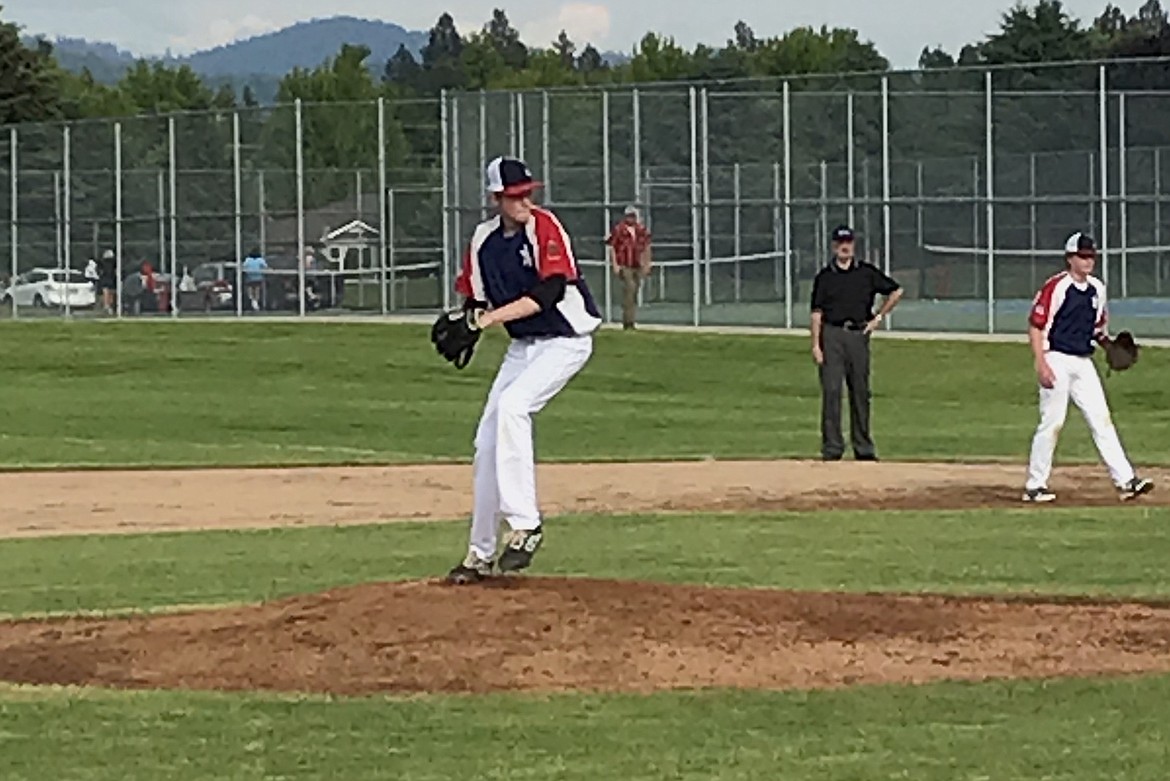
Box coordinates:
[485,156,541,197]
[831,225,855,242]
[1065,232,1097,257]
[624,204,638,216]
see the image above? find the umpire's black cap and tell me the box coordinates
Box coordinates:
[831,225,855,243]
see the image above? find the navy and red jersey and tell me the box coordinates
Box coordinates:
[1028,271,1107,357]
[456,206,601,340]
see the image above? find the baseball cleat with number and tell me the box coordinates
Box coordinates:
[1022,487,1057,503]
[446,552,494,584]
[497,526,543,573]
[1119,476,1154,501]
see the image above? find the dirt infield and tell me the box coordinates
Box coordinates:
[3,577,1170,695]
[1,458,1165,697]
[0,459,1165,539]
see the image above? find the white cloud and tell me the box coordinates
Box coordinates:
[167,15,281,54]
[518,2,612,50]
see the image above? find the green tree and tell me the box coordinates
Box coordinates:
[418,12,466,93]
[485,8,528,70]
[0,16,62,124]
[262,44,408,213]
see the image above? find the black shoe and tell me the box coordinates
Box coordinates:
[446,552,493,584]
[822,453,843,462]
[497,526,543,573]
[855,453,879,462]
[1022,486,1057,503]
[1119,476,1154,502]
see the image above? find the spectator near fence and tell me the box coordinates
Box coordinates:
[605,205,652,330]
[241,248,268,312]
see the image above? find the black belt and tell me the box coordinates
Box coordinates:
[827,320,867,331]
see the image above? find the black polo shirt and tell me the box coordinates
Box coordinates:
[810,258,900,326]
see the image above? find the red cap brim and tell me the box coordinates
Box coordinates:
[501,181,541,197]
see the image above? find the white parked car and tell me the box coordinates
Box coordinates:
[2,268,97,309]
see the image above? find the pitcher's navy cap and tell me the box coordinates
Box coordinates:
[1065,232,1096,257]
[831,225,855,242]
[485,156,541,197]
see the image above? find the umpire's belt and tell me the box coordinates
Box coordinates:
[827,320,866,331]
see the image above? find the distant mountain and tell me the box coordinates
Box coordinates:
[182,16,427,78]
[28,16,629,104]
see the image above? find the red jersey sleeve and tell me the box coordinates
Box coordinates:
[534,209,578,281]
[455,245,473,300]
[1028,275,1061,329]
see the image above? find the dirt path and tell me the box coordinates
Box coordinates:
[0,459,1165,539]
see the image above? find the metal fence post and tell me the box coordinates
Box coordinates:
[63,125,71,319]
[701,86,712,307]
[168,115,178,317]
[516,91,526,161]
[1156,147,1163,295]
[478,90,487,216]
[441,89,452,310]
[601,88,612,324]
[295,98,306,316]
[1029,152,1037,292]
[733,162,741,302]
[846,91,856,230]
[542,90,551,202]
[378,97,389,314]
[233,111,243,318]
[632,88,641,204]
[1098,64,1109,288]
[783,80,793,330]
[880,76,891,330]
[1119,91,1128,298]
[689,85,700,326]
[114,121,123,319]
[772,162,782,298]
[985,70,995,334]
[9,128,17,320]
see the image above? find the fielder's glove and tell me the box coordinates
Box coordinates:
[431,306,483,369]
[1100,330,1139,373]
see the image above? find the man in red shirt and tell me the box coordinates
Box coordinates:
[605,205,652,329]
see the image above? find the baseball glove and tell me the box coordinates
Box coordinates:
[431,307,483,369]
[1101,330,1139,373]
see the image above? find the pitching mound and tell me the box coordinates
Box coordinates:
[1,460,1165,539]
[3,577,1170,696]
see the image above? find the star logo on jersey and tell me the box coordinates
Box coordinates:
[519,245,533,268]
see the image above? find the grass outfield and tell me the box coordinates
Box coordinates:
[3,320,1169,779]
[3,510,1170,778]
[0,320,1166,468]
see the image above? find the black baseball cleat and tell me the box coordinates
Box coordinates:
[1119,476,1154,501]
[497,526,543,573]
[446,552,493,585]
[1022,487,1057,503]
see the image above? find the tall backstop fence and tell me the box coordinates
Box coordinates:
[2,58,1170,334]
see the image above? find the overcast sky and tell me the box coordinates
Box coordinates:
[6,0,1123,68]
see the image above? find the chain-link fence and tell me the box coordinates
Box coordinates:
[3,58,1170,334]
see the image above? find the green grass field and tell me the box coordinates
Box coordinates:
[1,321,1168,779]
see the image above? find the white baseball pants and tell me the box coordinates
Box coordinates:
[468,334,593,561]
[1025,351,1136,490]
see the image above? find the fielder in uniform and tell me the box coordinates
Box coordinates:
[444,156,602,584]
[809,225,903,461]
[1022,232,1153,503]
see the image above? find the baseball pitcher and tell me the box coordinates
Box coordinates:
[1022,232,1153,503]
[431,156,601,584]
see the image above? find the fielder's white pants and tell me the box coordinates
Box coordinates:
[468,334,593,561]
[1025,351,1135,490]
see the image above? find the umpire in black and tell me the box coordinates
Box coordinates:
[810,225,903,461]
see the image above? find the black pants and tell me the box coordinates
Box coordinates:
[818,324,875,459]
